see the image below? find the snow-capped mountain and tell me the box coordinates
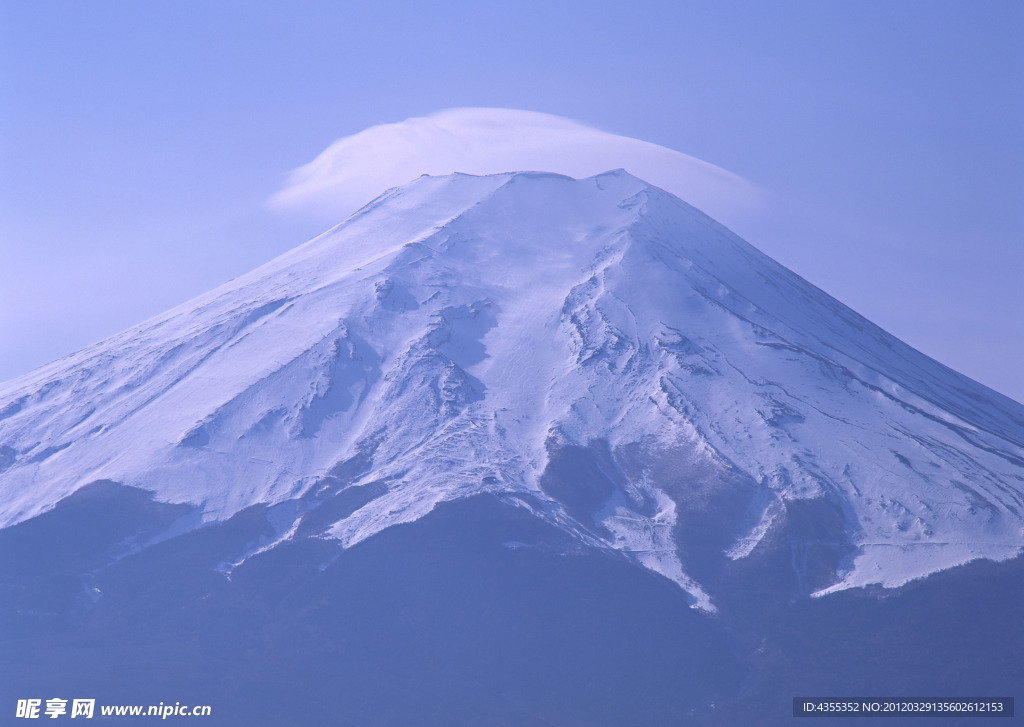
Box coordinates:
[1,170,1022,613]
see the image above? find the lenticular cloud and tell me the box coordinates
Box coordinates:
[269,108,763,229]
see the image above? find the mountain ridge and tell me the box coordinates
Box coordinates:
[1,170,1021,612]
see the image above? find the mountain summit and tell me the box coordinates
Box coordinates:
[1,170,1022,611]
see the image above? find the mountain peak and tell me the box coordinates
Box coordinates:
[1,170,1021,610]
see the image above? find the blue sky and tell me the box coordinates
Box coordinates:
[1,0,1022,401]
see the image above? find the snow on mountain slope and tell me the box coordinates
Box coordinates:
[1,170,1021,610]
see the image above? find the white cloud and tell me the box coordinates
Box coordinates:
[269,108,765,230]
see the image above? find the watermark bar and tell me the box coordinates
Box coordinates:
[15,699,212,719]
[794,698,1014,718]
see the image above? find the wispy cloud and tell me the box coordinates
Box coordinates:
[269,108,765,229]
